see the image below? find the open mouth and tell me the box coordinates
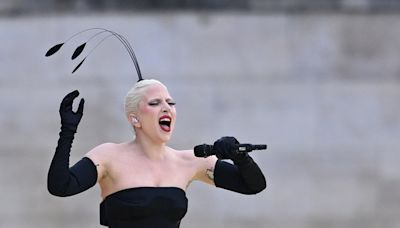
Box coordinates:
[159,115,172,132]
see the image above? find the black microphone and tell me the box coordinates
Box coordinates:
[194,143,267,158]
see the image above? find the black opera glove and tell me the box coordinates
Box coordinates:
[60,90,84,132]
[47,90,97,197]
[213,136,267,194]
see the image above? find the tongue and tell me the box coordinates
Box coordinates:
[160,124,170,132]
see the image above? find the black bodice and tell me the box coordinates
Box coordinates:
[100,187,188,228]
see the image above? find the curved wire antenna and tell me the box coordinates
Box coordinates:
[45,28,143,81]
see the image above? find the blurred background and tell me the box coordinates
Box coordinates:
[1,0,400,227]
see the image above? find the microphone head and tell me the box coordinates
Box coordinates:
[194,144,212,158]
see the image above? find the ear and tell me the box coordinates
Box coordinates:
[128,114,141,128]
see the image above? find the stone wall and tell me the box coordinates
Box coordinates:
[1,12,399,228]
[3,0,400,15]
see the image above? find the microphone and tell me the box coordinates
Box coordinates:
[194,143,267,158]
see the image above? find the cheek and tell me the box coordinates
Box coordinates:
[138,106,158,124]
[140,105,157,115]
[141,106,152,114]
[171,109,177,123]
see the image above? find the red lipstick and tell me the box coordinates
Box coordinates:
[159,115,172,132]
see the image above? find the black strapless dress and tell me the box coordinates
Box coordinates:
[100,187,188,228]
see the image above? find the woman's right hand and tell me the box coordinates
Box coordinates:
[59,90,84,132]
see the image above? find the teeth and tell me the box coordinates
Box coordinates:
[159,117,171,132]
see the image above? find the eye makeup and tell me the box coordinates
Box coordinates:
[148,98,176,106]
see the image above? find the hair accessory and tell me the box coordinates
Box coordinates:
[45,28,143,82]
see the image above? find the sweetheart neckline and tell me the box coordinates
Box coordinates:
[102,186,187,201]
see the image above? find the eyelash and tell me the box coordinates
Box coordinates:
[148,101,176,106]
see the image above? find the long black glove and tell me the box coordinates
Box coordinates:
[47,90,97,197]
[59,90,85,132]
[213,136,266,194]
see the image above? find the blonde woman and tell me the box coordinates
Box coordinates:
[47,79,266,228]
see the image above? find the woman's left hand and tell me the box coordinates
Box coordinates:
[213,136,241,160]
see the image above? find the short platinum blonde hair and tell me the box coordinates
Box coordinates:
[124,79,165,119]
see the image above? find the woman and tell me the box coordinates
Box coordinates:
[47,79,266,228]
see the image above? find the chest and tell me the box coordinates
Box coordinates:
[105,154,194,187]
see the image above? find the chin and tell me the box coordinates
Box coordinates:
[162,134,172,142]
[157,132,172,143]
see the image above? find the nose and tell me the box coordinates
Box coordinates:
[162,102,171,113]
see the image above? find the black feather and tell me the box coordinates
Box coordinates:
[72,58,86,74]
[71,43,86,60]
[45,43,64,57]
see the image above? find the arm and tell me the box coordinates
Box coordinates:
[47,90,97,197]
[193,155,218,186]
[196,137,266,195]
[214,155,266,195]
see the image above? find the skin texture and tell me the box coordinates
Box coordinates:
[86,83,217,199]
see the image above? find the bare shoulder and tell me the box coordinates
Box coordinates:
[174,149,197,161]
[173,149,212,163]
[83,143,123,182]
[173,149,217,171]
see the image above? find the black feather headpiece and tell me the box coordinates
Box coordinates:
[45,28,143,82]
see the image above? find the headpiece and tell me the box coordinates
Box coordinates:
[45,28,143,82]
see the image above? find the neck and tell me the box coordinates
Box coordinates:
[133,134,168,161]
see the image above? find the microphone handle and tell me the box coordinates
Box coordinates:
[194,143,267,158]
[236,144,267,152]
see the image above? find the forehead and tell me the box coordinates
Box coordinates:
[142,84,172,100]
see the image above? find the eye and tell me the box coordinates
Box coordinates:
[168,102,176,106]
[148,101,160,106]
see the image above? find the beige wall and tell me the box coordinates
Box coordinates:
[1,12,399,228]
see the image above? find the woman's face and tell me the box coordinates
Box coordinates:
[136,84,176,143]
